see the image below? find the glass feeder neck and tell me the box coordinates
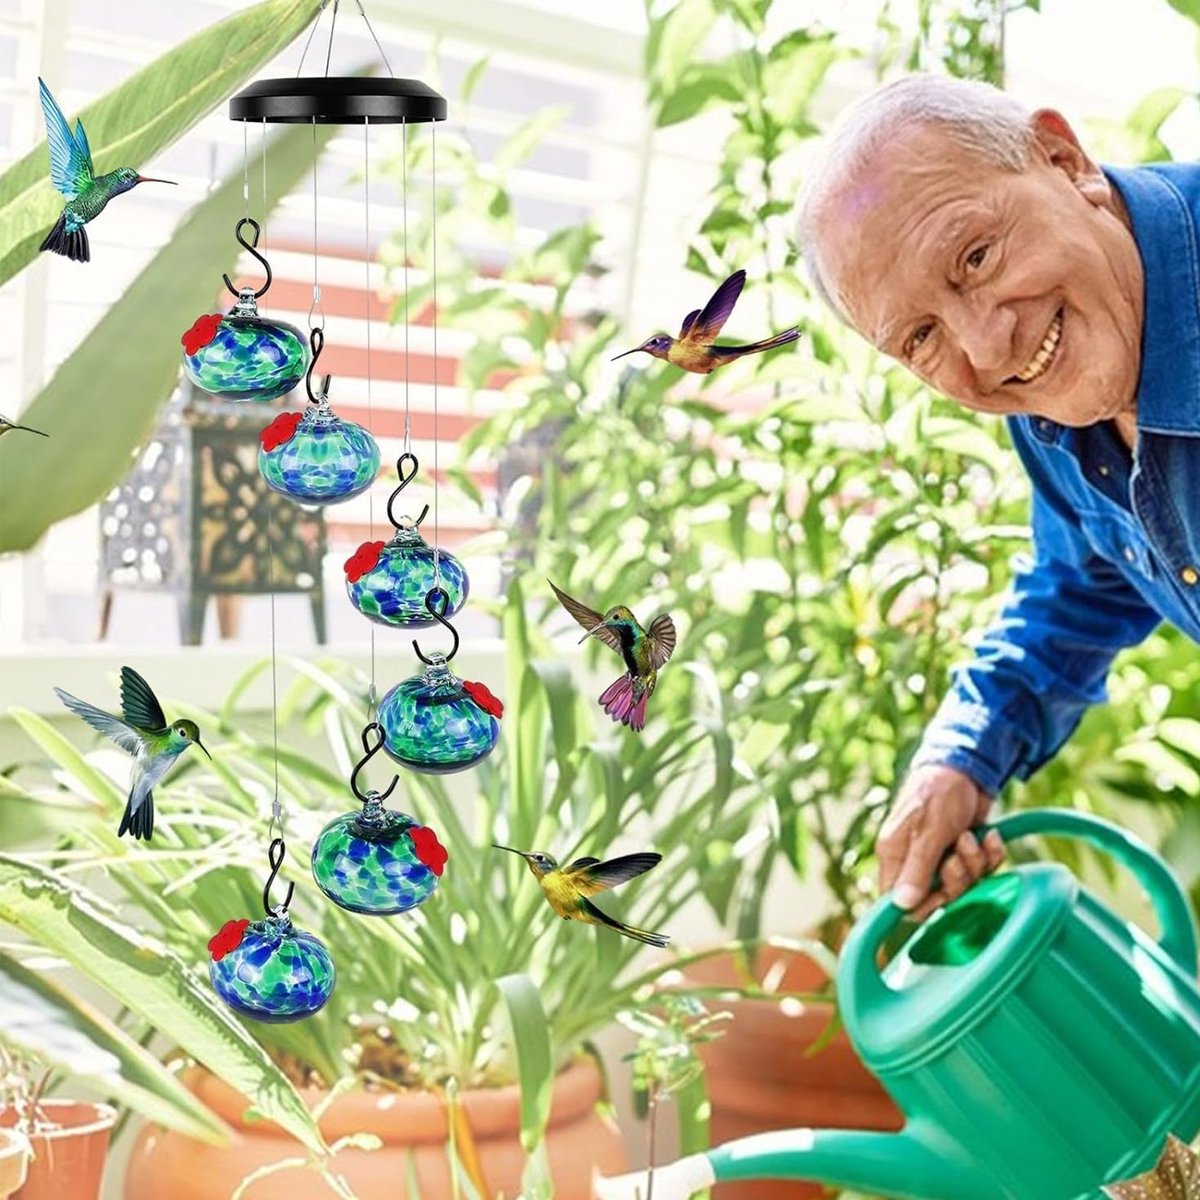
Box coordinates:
[231,287,261,318]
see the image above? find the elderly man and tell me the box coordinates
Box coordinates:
[799,72,1200,915]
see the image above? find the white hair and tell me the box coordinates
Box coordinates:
[797,74,1037,320]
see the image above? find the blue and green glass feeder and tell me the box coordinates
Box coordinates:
[258,328,381,506]
[208,839,335,1023]
[181,218,307,403]
[311,723,448,915]
[345,453,469,629]
[377,590,503,775]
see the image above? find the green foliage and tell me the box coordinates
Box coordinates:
[0,0,321,289]
[0,116,339,553]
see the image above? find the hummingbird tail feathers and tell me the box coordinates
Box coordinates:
[40,213,89,262]
[599,675,649,733]
[580,897,671,948]
[715,327,800,357]
[118,790,154,841]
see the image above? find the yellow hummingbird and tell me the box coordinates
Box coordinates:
[611,268,799,374]
[494,845,670,947]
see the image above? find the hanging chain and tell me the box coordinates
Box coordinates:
[364,113,378,720]
[431,121,442,589]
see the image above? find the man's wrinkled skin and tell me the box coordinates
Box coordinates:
[809,109,1147,912]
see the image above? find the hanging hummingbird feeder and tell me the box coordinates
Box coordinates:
[344,452,469,628]
[181,219,308,402]
[209,838,336,1023]
[311,722,448,915]
[377,591,503,774]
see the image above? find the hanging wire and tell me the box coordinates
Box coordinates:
[401,117,411,454]
[266,506,283,845]
[295,0,332,78]
[242,121,249,221]
[364,113,377,719]
[354,1,395,77]
[260,118,268,314]
[431,121,441,589]
[309,118,325,330]
[324,0,341,78]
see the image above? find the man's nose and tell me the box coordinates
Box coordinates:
[947,299,1016,384]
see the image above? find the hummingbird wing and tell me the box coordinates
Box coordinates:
[566,851,662,895]
[38,78,94,198]
[646,614,677,670]
[548,579,623,656]
[119,666,167,731]
[678,308,701,337]
[686,269,746,343]
[54,688,143,756]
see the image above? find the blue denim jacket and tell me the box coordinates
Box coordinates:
[912,162,1200,795]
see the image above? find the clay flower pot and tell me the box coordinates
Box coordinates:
[0,1101,116,1200]
[125,1058,626,1200]
[688,945,901,1200]
[0,1129,30,1199]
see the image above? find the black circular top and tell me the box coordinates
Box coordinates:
[230,77,446,124]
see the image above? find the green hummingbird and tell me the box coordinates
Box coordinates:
[611,269,799,374]
[493,845,670,947]
[549,580,676,732]
[38,77,176,263]
[54,666,210,841]
[0,413,47,438]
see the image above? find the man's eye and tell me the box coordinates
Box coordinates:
[906,323,934,356]
[966,244,989,270]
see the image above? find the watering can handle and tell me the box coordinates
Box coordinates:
[842,808,1197,1013]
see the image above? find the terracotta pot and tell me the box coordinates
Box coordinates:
[126,1057,627,1200]
[0,1130,30,1199]
[688,945,902,1200]
[0,1101,115,1200]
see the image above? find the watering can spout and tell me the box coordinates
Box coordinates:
[594,1125,980,1200]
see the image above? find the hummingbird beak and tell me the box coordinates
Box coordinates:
[135,176,177,186]
[492,843,530,859]
[195,737,213,761]
[578,621,609,644]
[16,424,48,437]
[610,346,642,361]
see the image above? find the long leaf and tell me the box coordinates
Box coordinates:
[0,56,340,552]
[0,0,320,287]
[0,855,326,1155]
[494,974,553,1156]
[0,950,230,1145]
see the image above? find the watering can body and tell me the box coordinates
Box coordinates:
[596,809,1200,1200]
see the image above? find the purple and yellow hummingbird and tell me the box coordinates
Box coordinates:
[493,845,670,947]
[0,413,47,438]
[611,268,799,374]
[54,666,210,841]
[549,580,676,733]
[38,78,176,263]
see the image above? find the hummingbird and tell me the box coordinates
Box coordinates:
[54,666,210,841]
[493,845,670,947]
[0,413,47,438]
[611,268,799,374]
[37,77,176,263]
[549,580,676,733]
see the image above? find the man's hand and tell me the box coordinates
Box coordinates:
[877,764,1005,918]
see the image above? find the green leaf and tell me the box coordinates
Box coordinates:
[496,105,570,172]
[0,855,326,1155]
[0,0,322,289]
[656,62,741,128]
[494,974,553,1155]
[0,950,230,1145]
[649,0,717,96]
[0,110,340,552]
[1166,0,1200,24]
[461,57,491,103]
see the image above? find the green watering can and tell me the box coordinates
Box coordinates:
[596,809,1200,1200]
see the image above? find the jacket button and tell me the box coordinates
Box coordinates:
[1182,566,1200,586]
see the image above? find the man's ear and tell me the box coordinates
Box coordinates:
[1030,108,1109,206]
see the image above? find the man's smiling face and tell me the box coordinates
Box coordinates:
[813,111,1144,427]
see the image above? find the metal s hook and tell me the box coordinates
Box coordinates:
[306,326,333,405]
[262,837,294,917]
[386,451,429,530]
[351,721,400,804]
[413,587,459,665]
[223,217,273,300]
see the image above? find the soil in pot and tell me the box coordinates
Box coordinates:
[688,945,902,1200]
[125,1057,627,1200]
[0,1100,116,1200]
